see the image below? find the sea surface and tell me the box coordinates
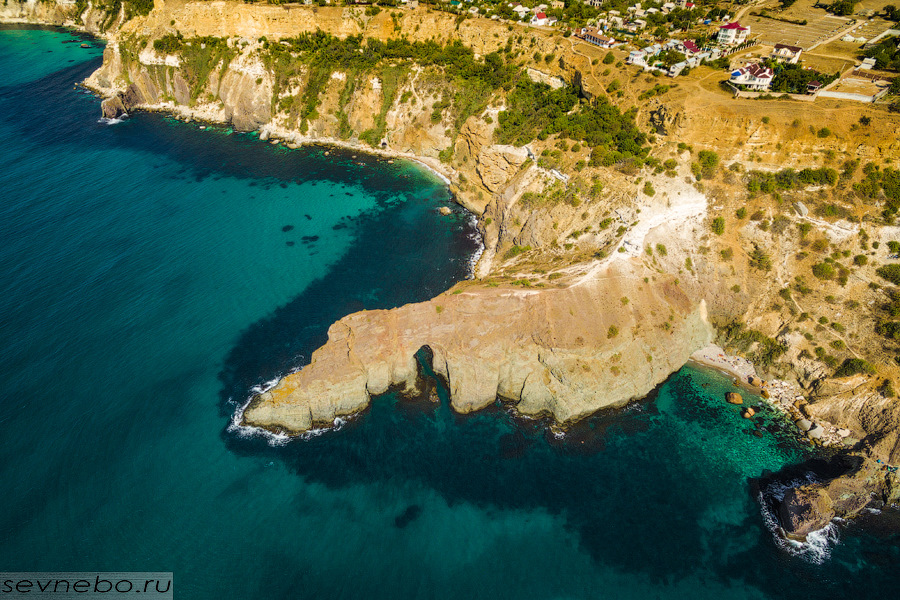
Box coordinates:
[0,27,898,600]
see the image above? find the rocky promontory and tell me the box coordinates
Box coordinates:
[242,259,713,434]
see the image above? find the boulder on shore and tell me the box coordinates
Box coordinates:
[725,392,743,405]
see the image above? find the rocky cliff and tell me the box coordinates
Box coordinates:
[243,257,714,433]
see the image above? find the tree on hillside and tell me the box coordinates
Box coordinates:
[656,49,685,68]
[863,36,900,71]
[827,0,859,16]
[771,64,838,93]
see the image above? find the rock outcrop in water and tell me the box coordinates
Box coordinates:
[243,260,714,434]
[775,456,900,540]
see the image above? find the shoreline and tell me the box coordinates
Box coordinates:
[82,88,493,275]
[84,90,467,203]
[689,343,851,448]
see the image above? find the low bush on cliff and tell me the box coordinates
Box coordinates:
[94,0,153,30]
[154,33,184,55]
[855,166,900,221]
[503,245,531,260]
[720,322,787,368]
[745,167,838,194]
[497,80,646,159]
[877,263,900,285]
[833,358,876,378]
[262,32,518,134]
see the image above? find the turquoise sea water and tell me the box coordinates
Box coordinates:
[0,27,898,600]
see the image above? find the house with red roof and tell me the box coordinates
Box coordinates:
[717,22,749,46]
[729,62,773,91]
[531,11,556,26]
[681,40,701,55]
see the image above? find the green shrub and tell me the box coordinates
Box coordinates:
[736,207,747,219]
[711,216,725,235]
[503,244,532,260]
[877,263,900,285]
[749,244,772,271]
[834,358,876,378]
[812,262,836,280]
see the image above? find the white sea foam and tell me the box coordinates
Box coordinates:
[757,474,840,564]
[465,212,485,279]
[227,370,355,446]
[227,393,292,447]
[98,116,126,125]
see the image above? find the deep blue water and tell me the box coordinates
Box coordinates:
[0,27,898,600]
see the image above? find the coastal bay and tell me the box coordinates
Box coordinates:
[2,0,900,594]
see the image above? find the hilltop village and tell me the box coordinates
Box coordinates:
[4,0,900,536]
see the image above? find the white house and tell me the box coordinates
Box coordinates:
[668,61,687,76]
[717,22,749,46]
[512,4,530,18]
[729,62,774,91]
[530,11,557,26]
[771,43,802,64]
[627,50,646,65]
[579,27,617,48]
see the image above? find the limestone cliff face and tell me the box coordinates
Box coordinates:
[0,0,79,27]
[0,0,123,34]
[243,259,714,434]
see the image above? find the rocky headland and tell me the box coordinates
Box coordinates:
[6,0,900,542]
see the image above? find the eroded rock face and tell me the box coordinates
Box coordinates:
[774,456,899,540]
[242,260,714,434]
[100,95,126,119]
[476,145,530,193]
[779,487,835,539]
